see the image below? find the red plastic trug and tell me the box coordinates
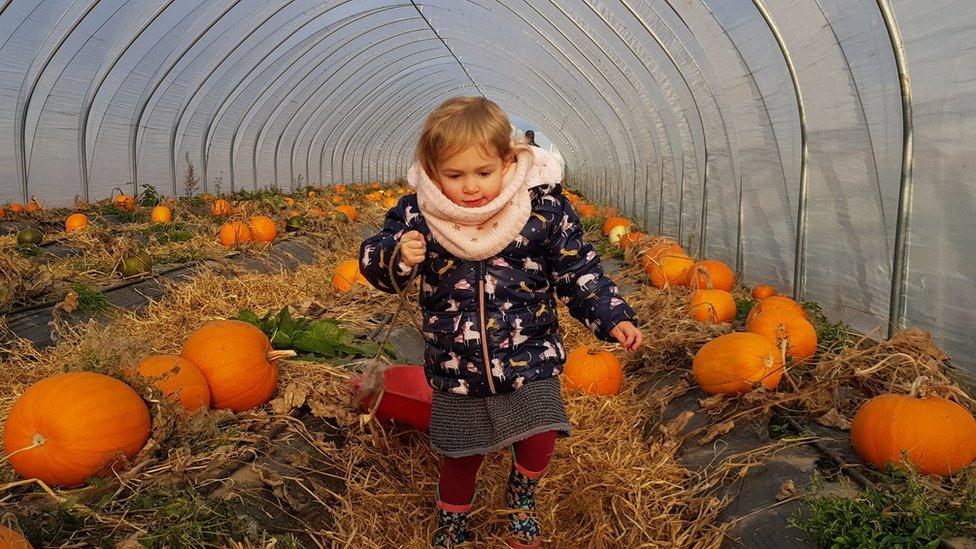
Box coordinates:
[349,364,432,432]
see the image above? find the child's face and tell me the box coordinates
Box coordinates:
[435,146,512,208]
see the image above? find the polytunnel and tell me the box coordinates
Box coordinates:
[2,1,976,545]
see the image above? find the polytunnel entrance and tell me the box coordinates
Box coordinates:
[1,1,975,547]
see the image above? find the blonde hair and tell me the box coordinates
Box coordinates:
[416,96,529,177]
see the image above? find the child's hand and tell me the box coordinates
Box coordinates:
[399,230,426,267]
[611,321,643,351]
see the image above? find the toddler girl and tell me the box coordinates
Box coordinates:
[360,96,642,547]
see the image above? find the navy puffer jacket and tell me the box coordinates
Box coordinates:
[359,182,637,398]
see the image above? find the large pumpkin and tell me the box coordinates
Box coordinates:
[692,332,784,395]
[65,213,89,232]
[563,347,623,395]
[746,295,807,328]
[607,224,632,245]
[150,205,173,223]
[641,240,685,273]
[218,221,253,247]
[748,309,818,361]
[648,254,694,288]
[210,199,232,216]
[2,372,150,487]
[0,526,32,548]
[333,259,368,293]
[133,355,211,412]
[689,290,736,324]
[181,320,289,412]
[248,215,277,242]
[851,395,976,476]
[688,260,735,292]
[601,216,631,236]
[336,205,358,222]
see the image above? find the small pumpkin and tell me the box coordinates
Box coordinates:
[8,203,25,214]
[0,206,5,218]
[851,394,976,476]
[150,205,173,223]
[218,221,253,247]
[648,253,694,288]
[382,196,397,208]
[602,216,631,236]
[688,260,735,292]
[563,347,623,396]
[0,526,32,548]
[334,184,347,194]
[689,290,736,324]
[65,213,89,232]
[331,195,344,205]
[210,198,232,216]
[112,192,136,211]
[746,295,807,328]
[307,190,318,199]
[607,224,631,245]
[248,215,277,242]
[118,251,153,278]
[333,259,368,293]
[25,198,42,213]
[284,197,296,207]
[752,285,776,300]
[693,332,784,395]
[181,320,293,411]
[748,309,818,361]
[16,227,43,248]
[133,355,211,411]
[2,372,150,487]
[336,205,358,222]
[577,203,597,217]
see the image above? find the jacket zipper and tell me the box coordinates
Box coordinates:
[478,261,496,394]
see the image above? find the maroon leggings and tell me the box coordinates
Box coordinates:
[437,430,557,506]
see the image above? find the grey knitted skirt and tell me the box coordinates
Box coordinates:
[429,376,572,458]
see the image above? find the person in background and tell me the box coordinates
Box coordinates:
[524,129,539,148]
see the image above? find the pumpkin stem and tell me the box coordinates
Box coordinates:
[779,338,788,365]
[1,435,45,464]
[267,349,298,362]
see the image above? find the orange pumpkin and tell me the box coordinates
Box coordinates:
[641,240,685,273]
[752,285,776,300]
[65,213,89,232]
[336,205,358,222]
[25,198,41,214]
[133,355,211,412]
[688,260,735,291]
[2,372,150,487]
[746,295,807,328]
[692,332,784,395]
[8,203,25,214]
[218,221,253,247]
[150,205,173,223]
[307,207,325,219]
[210,198,232,216]
[748,309,818,361]
[248,215,277,242]
[333,259,368,293]
[577,203,597,218]
[284,197,296,207]
[689,290,736,324]
[370,182,381,190]
[601,216,631,236]
[0,526,32,548]
[112,193,136,211]
[0,206,5,219]
[331,195,344,205]
[648,254,694,288]
[563,347,623,395]
[851,394,976,476]
[307,190,317,199]
[618,231,646,250]
[181,320,290,412]
[334,184,347,194]
[382,196,397,208]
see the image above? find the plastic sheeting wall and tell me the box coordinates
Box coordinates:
[1,0,974,374]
